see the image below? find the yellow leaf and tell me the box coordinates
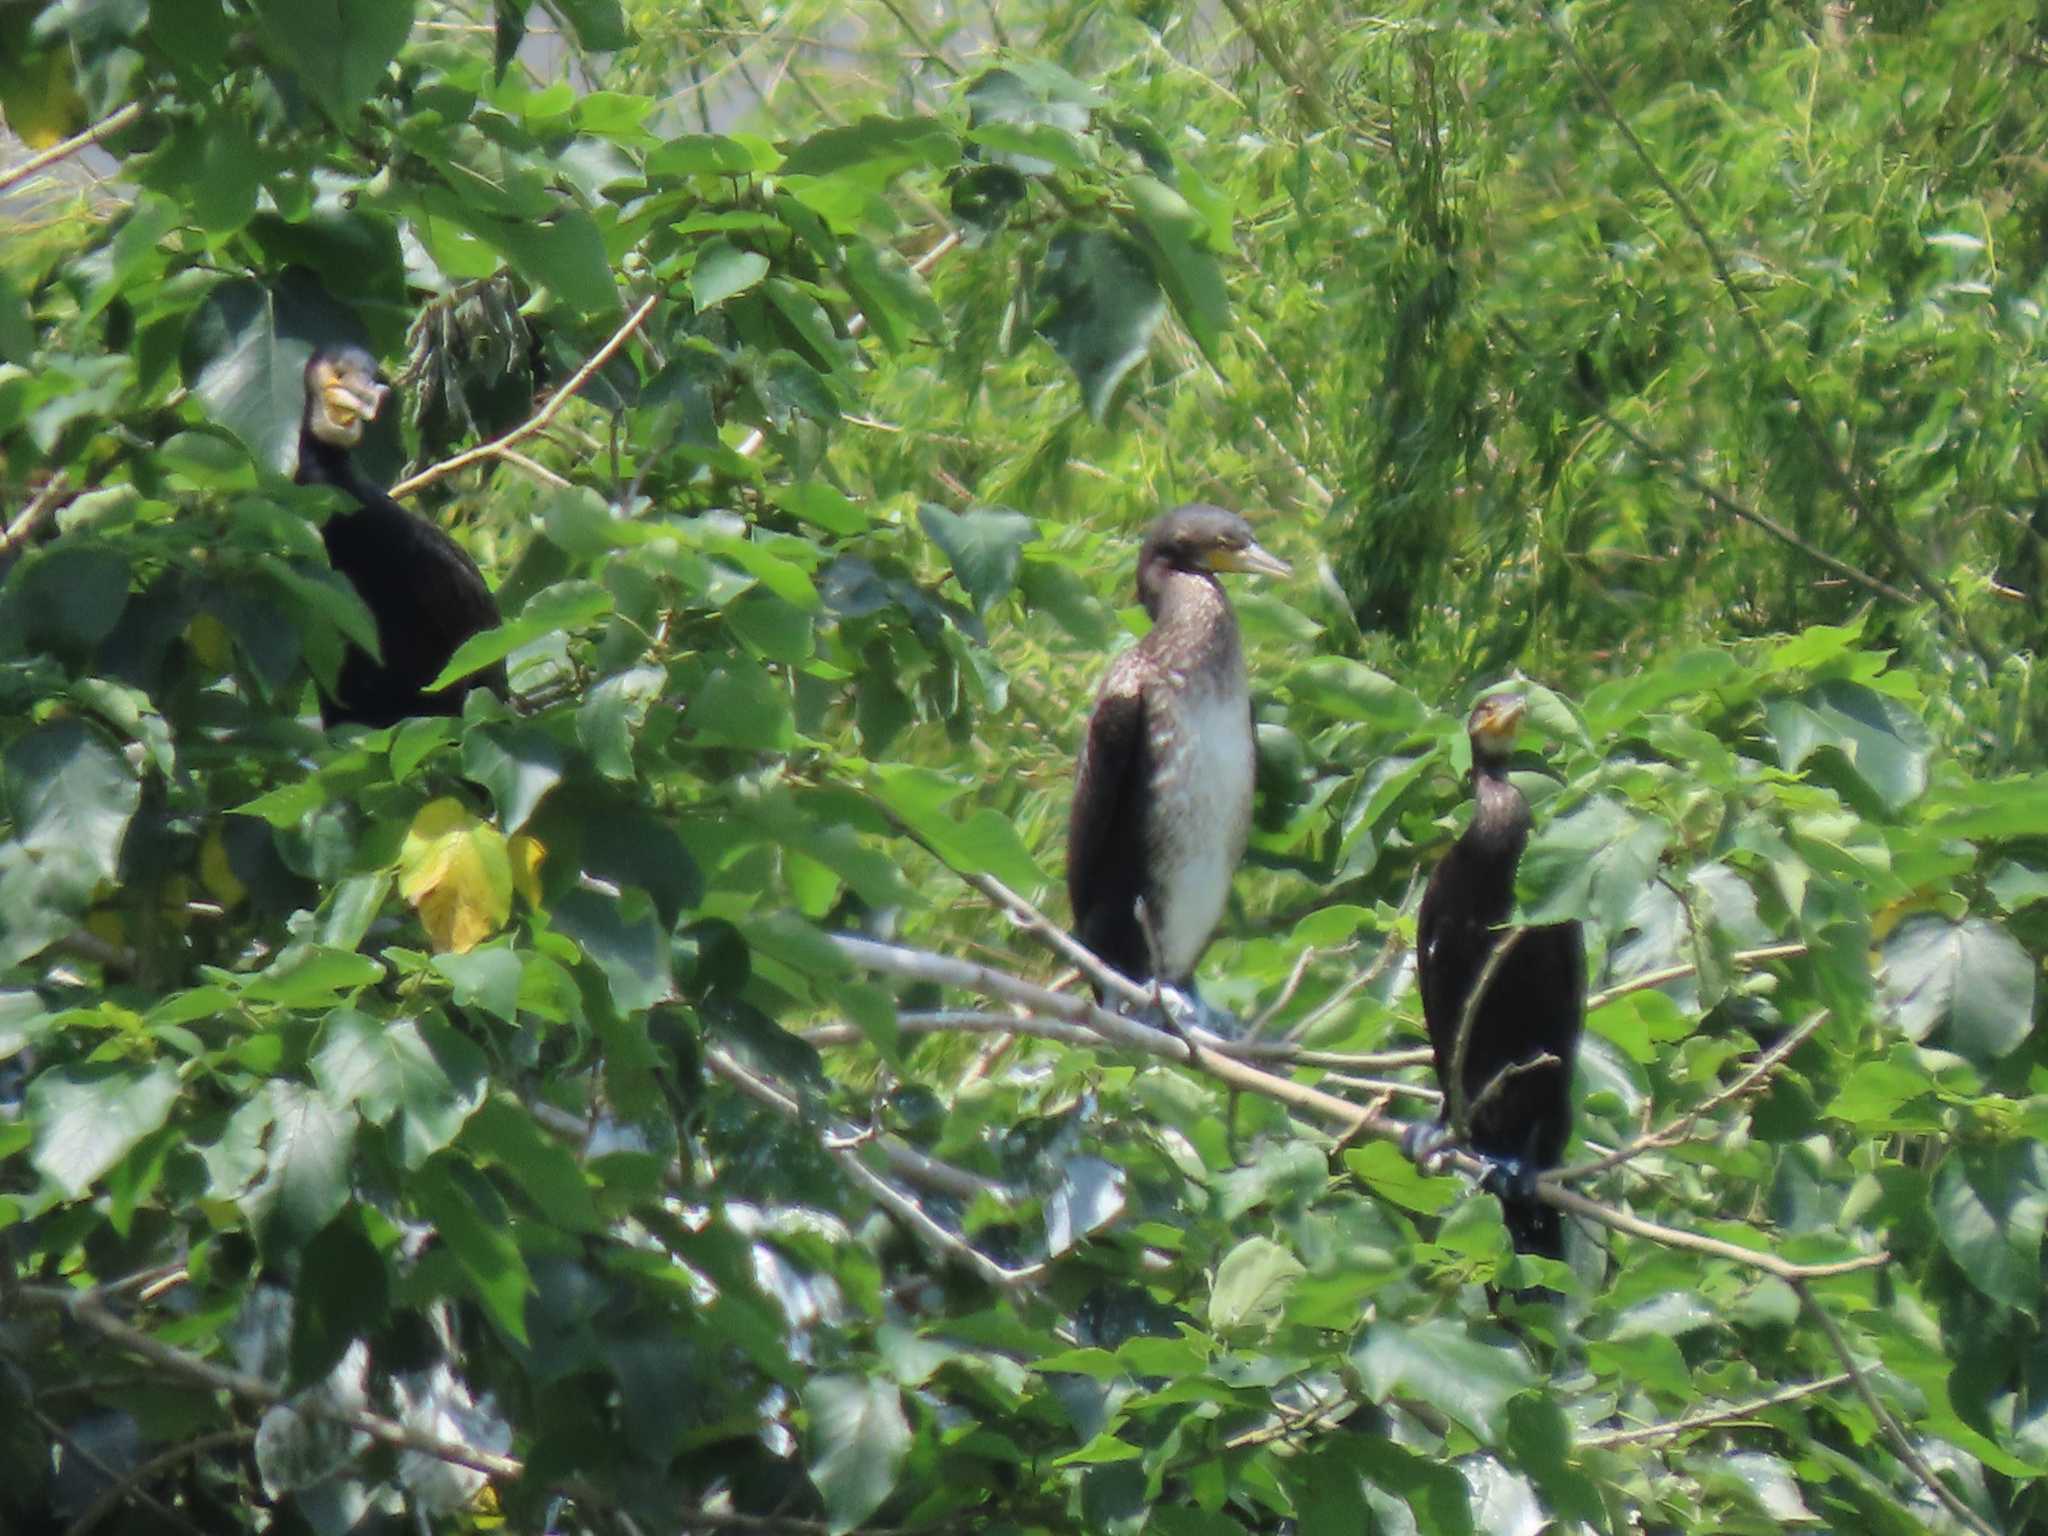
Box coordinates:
[199,824,247,909]
[185,612,236,671]
[508,833,546,907]
[399,798,512,954]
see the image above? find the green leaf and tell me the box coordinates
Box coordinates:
[1288,658,1431,733]
[434,945,524,1025]
[690,241,771,311]
[842,242,947,354]
[463,1095,601,1232]
[4,544,130,651]
[236,946,386,1007]
[804,1374,910,1533]
[462,724,567,834]
[488,207,618,316]
[0,719,141,966]
[413,1155,531,1343]
[648,133,774,177]
[1519,794,1670,931]
[779,115,958,178]
[917,503,1036,614]
[312,1011,485,1167]
[1879,913,2035,1063]
[251,0,414,121]
[241,1081,354,1254]
[1765,679,1932,814]
[1035,226,1164,422]
[290,1213,390,1387]
[548,0,626,50]
[1125,174,1228,361]
[27,1062,179,1199]
[181,272,372,475]
[964,67,1092,176]
[428,579,612,691]
[685,657,795,751]
[551,885,672,1013]
[1352,1319,1535,1444]
[1934,1143,2048,1315]
[1207,1235,1305,1334]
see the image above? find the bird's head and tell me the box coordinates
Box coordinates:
[1140,503,1292,587]
[1467,691,1527,763]
[303,346,389,449]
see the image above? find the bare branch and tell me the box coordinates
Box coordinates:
[1447,925,1526,1139]
[1465,1049,1560,1127]
[0,472,72,568]
[1559,1010,1829,1183]
[833,934,1888,1283]
[1215,0,1333,131]
[1578,1373,1852,1450]
[63,1428,253,1536]
[390,293,660,499]
[705,1046,1040,1289]
[0,102,143,197]
[11,1285,522,1482]
[1796,1283,2002,1536]
[1586,942,1810,1013]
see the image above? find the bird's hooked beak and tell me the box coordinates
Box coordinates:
[313,366,390,446]
[1469,692,1528,755]
[1208,539,1292,579]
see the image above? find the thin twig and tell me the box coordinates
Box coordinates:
[1464,1049,1560,1126]
[1796,1283,2002,1536]
[1548,19,1991,669]
[1559,1010,1829,1183]
[12,1285,522,1481]
[706,1046,1041,1289]
[389,294,660,499]
[63,1428,254,1536]
[1447,926,1525,1138]
[873,0,963,77]
[734,230,960,459]
[833,934,1887,1283]
[1215,0,1333,130]
[1578,1373,1852,1450]
[33,1408,209,1536]
[0,101,144,197]
[0,472,71,566]
[1585,942,1811,1013]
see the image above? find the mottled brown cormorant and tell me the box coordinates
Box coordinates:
[1068,505,1290,1013]
[296,345,505,728]
[1411,692,1584,1259]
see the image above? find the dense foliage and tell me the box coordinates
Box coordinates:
[4,1,2048,1532]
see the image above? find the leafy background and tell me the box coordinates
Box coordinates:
[3,0,2048,1532]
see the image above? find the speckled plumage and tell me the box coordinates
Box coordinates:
[1068,506,1286,997]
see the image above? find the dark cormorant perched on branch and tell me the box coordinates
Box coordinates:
[296,345,505,728]
[1068,504,1291,1013]
[1412,692,1584,1259]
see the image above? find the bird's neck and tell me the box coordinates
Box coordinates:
[1466,761,1532,868]
[296,431,378,510]
[1142,568,1237,664]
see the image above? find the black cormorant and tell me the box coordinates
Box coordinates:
[296,345,505,728]
[1411,692,1584,1259]
[1068,504,1290,1011]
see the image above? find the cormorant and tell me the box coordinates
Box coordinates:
[296,345,505,728]
[1411,692,1584,1259]
[1067,504,1291,1013]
